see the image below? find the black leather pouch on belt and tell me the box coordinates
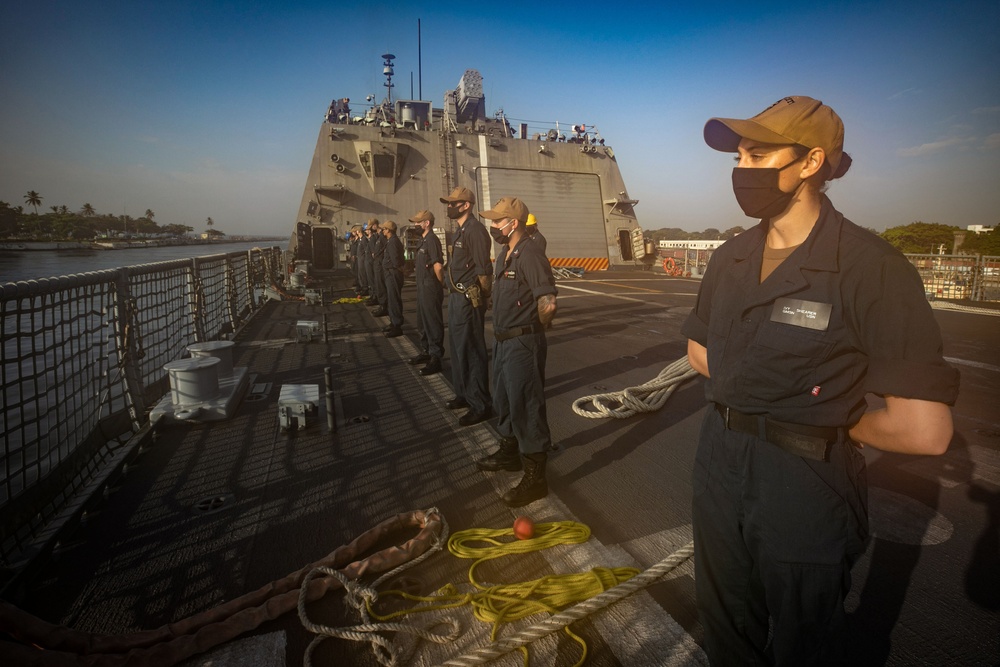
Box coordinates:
[714,403,838,461]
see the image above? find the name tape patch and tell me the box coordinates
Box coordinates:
[770,298,832,331]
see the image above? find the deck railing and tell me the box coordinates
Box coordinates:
[660,249,1000,303]
[0,247,282,569]
[904,253,1000,302]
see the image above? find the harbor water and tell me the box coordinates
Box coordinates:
[0,241,284,284]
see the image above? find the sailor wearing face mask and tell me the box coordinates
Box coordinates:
[440,186,493,427]
[476,196,557,508]
[681,96,959,665]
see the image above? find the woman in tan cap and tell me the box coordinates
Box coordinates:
[681,96,958,664]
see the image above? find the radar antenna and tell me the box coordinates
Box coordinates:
[382,53,395,106]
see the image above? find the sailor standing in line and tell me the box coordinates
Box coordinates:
[525,213,547,254]
[441,186,493,427]
[476,196,557,507]
[683,96,959,665]
[349,225,363,294]
[369,219,389,317]
[357,222,372,298]
[407,209,445,376]
[380,220,405,337]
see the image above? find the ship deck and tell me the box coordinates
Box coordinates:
[6,270,999,666]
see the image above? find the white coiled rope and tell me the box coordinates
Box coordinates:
[572,356,700,419]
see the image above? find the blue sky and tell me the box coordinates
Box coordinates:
[1,1,997,237]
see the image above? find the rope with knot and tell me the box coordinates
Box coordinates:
[354,521,694,667]
[298,509,458,667]
[572,355,699,419]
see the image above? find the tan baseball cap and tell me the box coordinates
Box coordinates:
[367,217,379,226]
[704,96,851,178]
[408,209,435,223]
[439,186,476,205]
[382,220,397,232]
[480,196,529,224]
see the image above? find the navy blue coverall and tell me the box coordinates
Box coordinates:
[383,232,405,329]
[491,237,556,454]
[415,231,445,360]
[370,231,387,307]
[446,215,492,414]
[681,196,959,666]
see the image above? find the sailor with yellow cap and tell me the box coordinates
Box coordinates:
[524,213,546,254]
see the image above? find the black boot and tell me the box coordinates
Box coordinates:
[502,453,547,507]
[476,436,521,472]
[419,357,442,376]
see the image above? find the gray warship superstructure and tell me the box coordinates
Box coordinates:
[290,55,647,271]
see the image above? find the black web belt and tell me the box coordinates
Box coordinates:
[714,403,839,461]
[494,323,544,342]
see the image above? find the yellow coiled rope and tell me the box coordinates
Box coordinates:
[367,521,639,667]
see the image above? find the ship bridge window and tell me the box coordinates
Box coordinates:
[373,153,395,178]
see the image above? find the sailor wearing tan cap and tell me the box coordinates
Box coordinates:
[476,196,557,507]
[440,186,493,426]
[407,209,445,375]
[682,96,958,664]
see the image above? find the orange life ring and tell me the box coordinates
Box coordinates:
[662,257,681,276]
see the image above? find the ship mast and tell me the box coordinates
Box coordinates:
[382,53,395,108]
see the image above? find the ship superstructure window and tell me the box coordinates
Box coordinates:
[373,153,395,179]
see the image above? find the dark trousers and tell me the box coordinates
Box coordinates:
[492,333,549,454]
[416,279,444,359]
[357,256,370,294]
[370,258,386,305]
[385,268,404,328]
[447,292,490,413]
[692,407,869,666]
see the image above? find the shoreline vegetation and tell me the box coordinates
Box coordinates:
[3,196,284,252]
[0,236,286,251]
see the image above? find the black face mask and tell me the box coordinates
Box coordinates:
[489,220,514,245]
[731,157,803,219]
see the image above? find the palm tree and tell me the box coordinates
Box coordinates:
[206,216,214,229]
[145,209,155,221]
[58,205,69,215]
[81,203,96,217]
[24,191,42,215]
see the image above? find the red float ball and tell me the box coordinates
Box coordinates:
[513,516,535,540]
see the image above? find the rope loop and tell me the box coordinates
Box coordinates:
[572,356,699,419]
[299,508,452,667]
